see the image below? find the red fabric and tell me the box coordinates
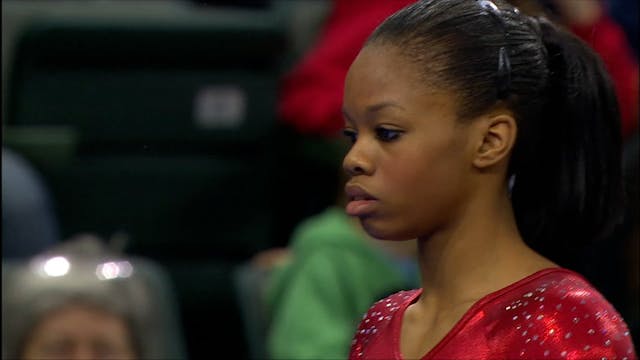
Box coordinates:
[350,268,637,360]
[278,0,414,137]
[570,14,639,139]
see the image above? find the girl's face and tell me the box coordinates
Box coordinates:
[342,44,477,240]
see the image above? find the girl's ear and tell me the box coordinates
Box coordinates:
[472,113,517,169]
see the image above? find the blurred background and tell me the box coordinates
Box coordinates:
[1,0,637,359]
[2,1,337,358]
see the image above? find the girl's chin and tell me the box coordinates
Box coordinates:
[360,221,416,241]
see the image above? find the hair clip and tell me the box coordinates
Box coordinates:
[497,47,512,98]
[478,0,500,13]
[477,0,512,99]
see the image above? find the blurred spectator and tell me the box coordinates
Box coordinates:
[20,301,137,360]
[278,0,414,137]
[266,203,418,359]
[2,235,186,360]
[237,170,418,359]
[554,0,639,138]
[607,0,638,56]
[2,147,60,259]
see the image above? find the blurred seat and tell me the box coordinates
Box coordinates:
[234,261,275,360]
[4,7,287,259]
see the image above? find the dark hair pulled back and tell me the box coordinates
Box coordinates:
[367,0,624,268]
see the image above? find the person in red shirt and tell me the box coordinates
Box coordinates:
[278,0,415,137]
[341,0,636,358]
[555,1,638,138]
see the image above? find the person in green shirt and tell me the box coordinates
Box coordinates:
[267,205,418,360]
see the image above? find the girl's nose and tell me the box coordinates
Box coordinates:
[343,143,374,176]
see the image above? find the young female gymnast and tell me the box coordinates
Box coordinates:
[341,0,637,358]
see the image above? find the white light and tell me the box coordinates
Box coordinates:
[96,262,119,280]
[43,256,70,277]
[96,261,133,280]
[116,261,133,278]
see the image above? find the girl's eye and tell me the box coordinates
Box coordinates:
[342,129,358,144]
[375,127,402,142]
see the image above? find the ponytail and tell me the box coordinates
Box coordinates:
[510,18,624,268]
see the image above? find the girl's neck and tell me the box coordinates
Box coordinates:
[415,191,556,311]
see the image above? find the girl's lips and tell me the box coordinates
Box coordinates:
[344,183,378,216]
[346,199,378,216]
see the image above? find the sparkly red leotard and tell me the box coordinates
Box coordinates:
[350,268,636,360]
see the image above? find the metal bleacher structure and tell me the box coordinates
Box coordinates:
[2,1,338,358]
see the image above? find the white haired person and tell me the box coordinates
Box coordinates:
[2,235,186,360]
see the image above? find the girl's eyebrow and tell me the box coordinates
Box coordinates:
[365,101,405,114]
[342,101,405,123]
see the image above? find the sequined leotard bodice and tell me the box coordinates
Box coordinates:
[350,268,636,359]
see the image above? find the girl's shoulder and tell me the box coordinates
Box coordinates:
[488,268,636,359]
[360,289,421,322]
[350,289,421,359]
